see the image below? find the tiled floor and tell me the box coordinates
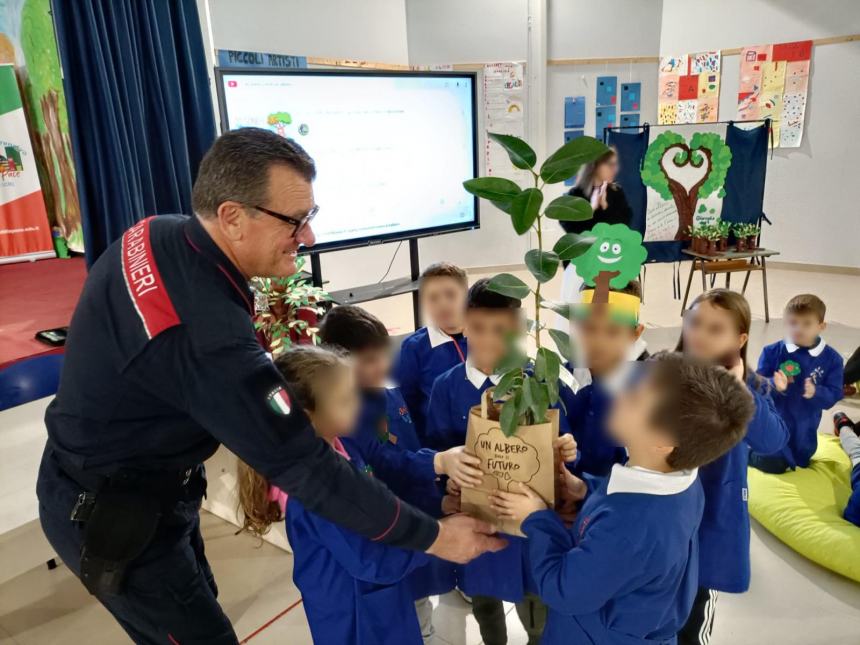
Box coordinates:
[1,263,859,644]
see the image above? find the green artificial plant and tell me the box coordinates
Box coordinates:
[462,133,609,436]
[251,256,329,355]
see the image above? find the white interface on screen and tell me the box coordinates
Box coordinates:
[220,73,477,246]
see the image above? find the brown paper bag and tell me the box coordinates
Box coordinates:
[460,391,559,537]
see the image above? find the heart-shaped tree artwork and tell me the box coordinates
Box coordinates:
[640,131,732,240]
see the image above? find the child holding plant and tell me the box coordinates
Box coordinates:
[425,279,577,645]
[319,304,478,643]
[751,294,844,473]
[674,289,788,645]
[237,345,497,645]
[395,262,469,442]
[489,352,754,645]
[561,279,648,478]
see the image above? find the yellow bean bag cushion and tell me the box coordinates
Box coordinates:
[748,434,860,583]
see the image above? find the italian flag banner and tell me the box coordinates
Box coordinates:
[0,64,54,264]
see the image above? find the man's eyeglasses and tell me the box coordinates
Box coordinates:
[252,204,319,238]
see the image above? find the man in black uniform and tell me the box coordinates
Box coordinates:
[37,128,503,643]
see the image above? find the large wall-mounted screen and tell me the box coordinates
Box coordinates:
[215,69,479,252]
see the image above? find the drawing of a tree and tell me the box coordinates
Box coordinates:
[267,112,293,137]
[640,131,732,240]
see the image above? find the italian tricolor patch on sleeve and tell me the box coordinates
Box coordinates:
[267,387,292,415]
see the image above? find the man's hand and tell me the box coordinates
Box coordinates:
[554,434,578,463]
[446,478,461,496]
[488,483,548,523]
[434,446,483,488]
[773,370,789,392]
[803,377,816,399]
[426,514,507,564]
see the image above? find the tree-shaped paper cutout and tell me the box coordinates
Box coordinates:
[640,130,732,240]
[571,223,647,303]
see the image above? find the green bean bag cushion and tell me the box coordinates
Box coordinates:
[748,434,860,583]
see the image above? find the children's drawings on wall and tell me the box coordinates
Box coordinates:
[658,51,721,125]
[620,83,641,112]
[596,76,617,107]
[595,106,617,138]
[564,96,586,128]
[483,62,527,180]
[735,40,812,148]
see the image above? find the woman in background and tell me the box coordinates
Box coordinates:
[557,148,633,319]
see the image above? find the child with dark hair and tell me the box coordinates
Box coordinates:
[489,352,755,645]
[395,263,469,441]
[562,279,649,478]
[425,278,577,645]
[319,304,480,642]
[751,294,844,473]
[675,289,788,645]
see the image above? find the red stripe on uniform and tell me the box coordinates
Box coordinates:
[121,217,180,339]
[371,498,401,541]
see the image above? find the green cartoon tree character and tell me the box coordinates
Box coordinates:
[571,223,647,304]
[267,111,293,137]
[640,130,732,240]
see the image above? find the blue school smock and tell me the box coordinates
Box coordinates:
[425,360,529,600]
[845,463,860,527]
[523,464,704,645]
[286,441,430,645]
[348,386,457,598]
[757,339,844,468]
[395,326,467,443]
[425,360,571,601]
[697,376,788,593]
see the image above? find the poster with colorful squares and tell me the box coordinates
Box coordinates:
[735,40,812,148]
[657,51,721,125]
[595,106,617,139]
[596,76,617,107]
[620,83,641,112]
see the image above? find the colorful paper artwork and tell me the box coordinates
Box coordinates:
[564,96,586,128]
[620,83,641,112]
[564,129,585,143]
[658,51,721,124]
[596,76,617,107]
[735,40,812,148]
[595,106,617,136]
[620,113,640,127]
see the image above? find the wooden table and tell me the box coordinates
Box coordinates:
[681,248,780,321]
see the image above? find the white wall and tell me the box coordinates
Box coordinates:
[660,0,860,268]
[544,1,662,204]
[406,0,532,274]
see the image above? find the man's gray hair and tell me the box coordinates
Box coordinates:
[192,127,316,218]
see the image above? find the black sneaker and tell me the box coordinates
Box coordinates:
[833,411,854,437]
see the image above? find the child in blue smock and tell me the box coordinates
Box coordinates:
[319,305,483,641]
[425,279,577,645]
[237,345,480,645]
[489,352,755,645]
[560,279,649,478]
[675,290,788,645]
[750,294,844,473]
[834,412,860,526]
[395,262,469,443]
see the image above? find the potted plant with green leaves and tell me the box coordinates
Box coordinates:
[704,223,721,255]
[251,255,329,355]
[733,223,749,251]
[716,219,732,251]
[456,132,607,534]
[461,132,608,437]
[745,223,761,250]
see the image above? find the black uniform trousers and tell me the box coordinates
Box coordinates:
[37,450,238,644]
